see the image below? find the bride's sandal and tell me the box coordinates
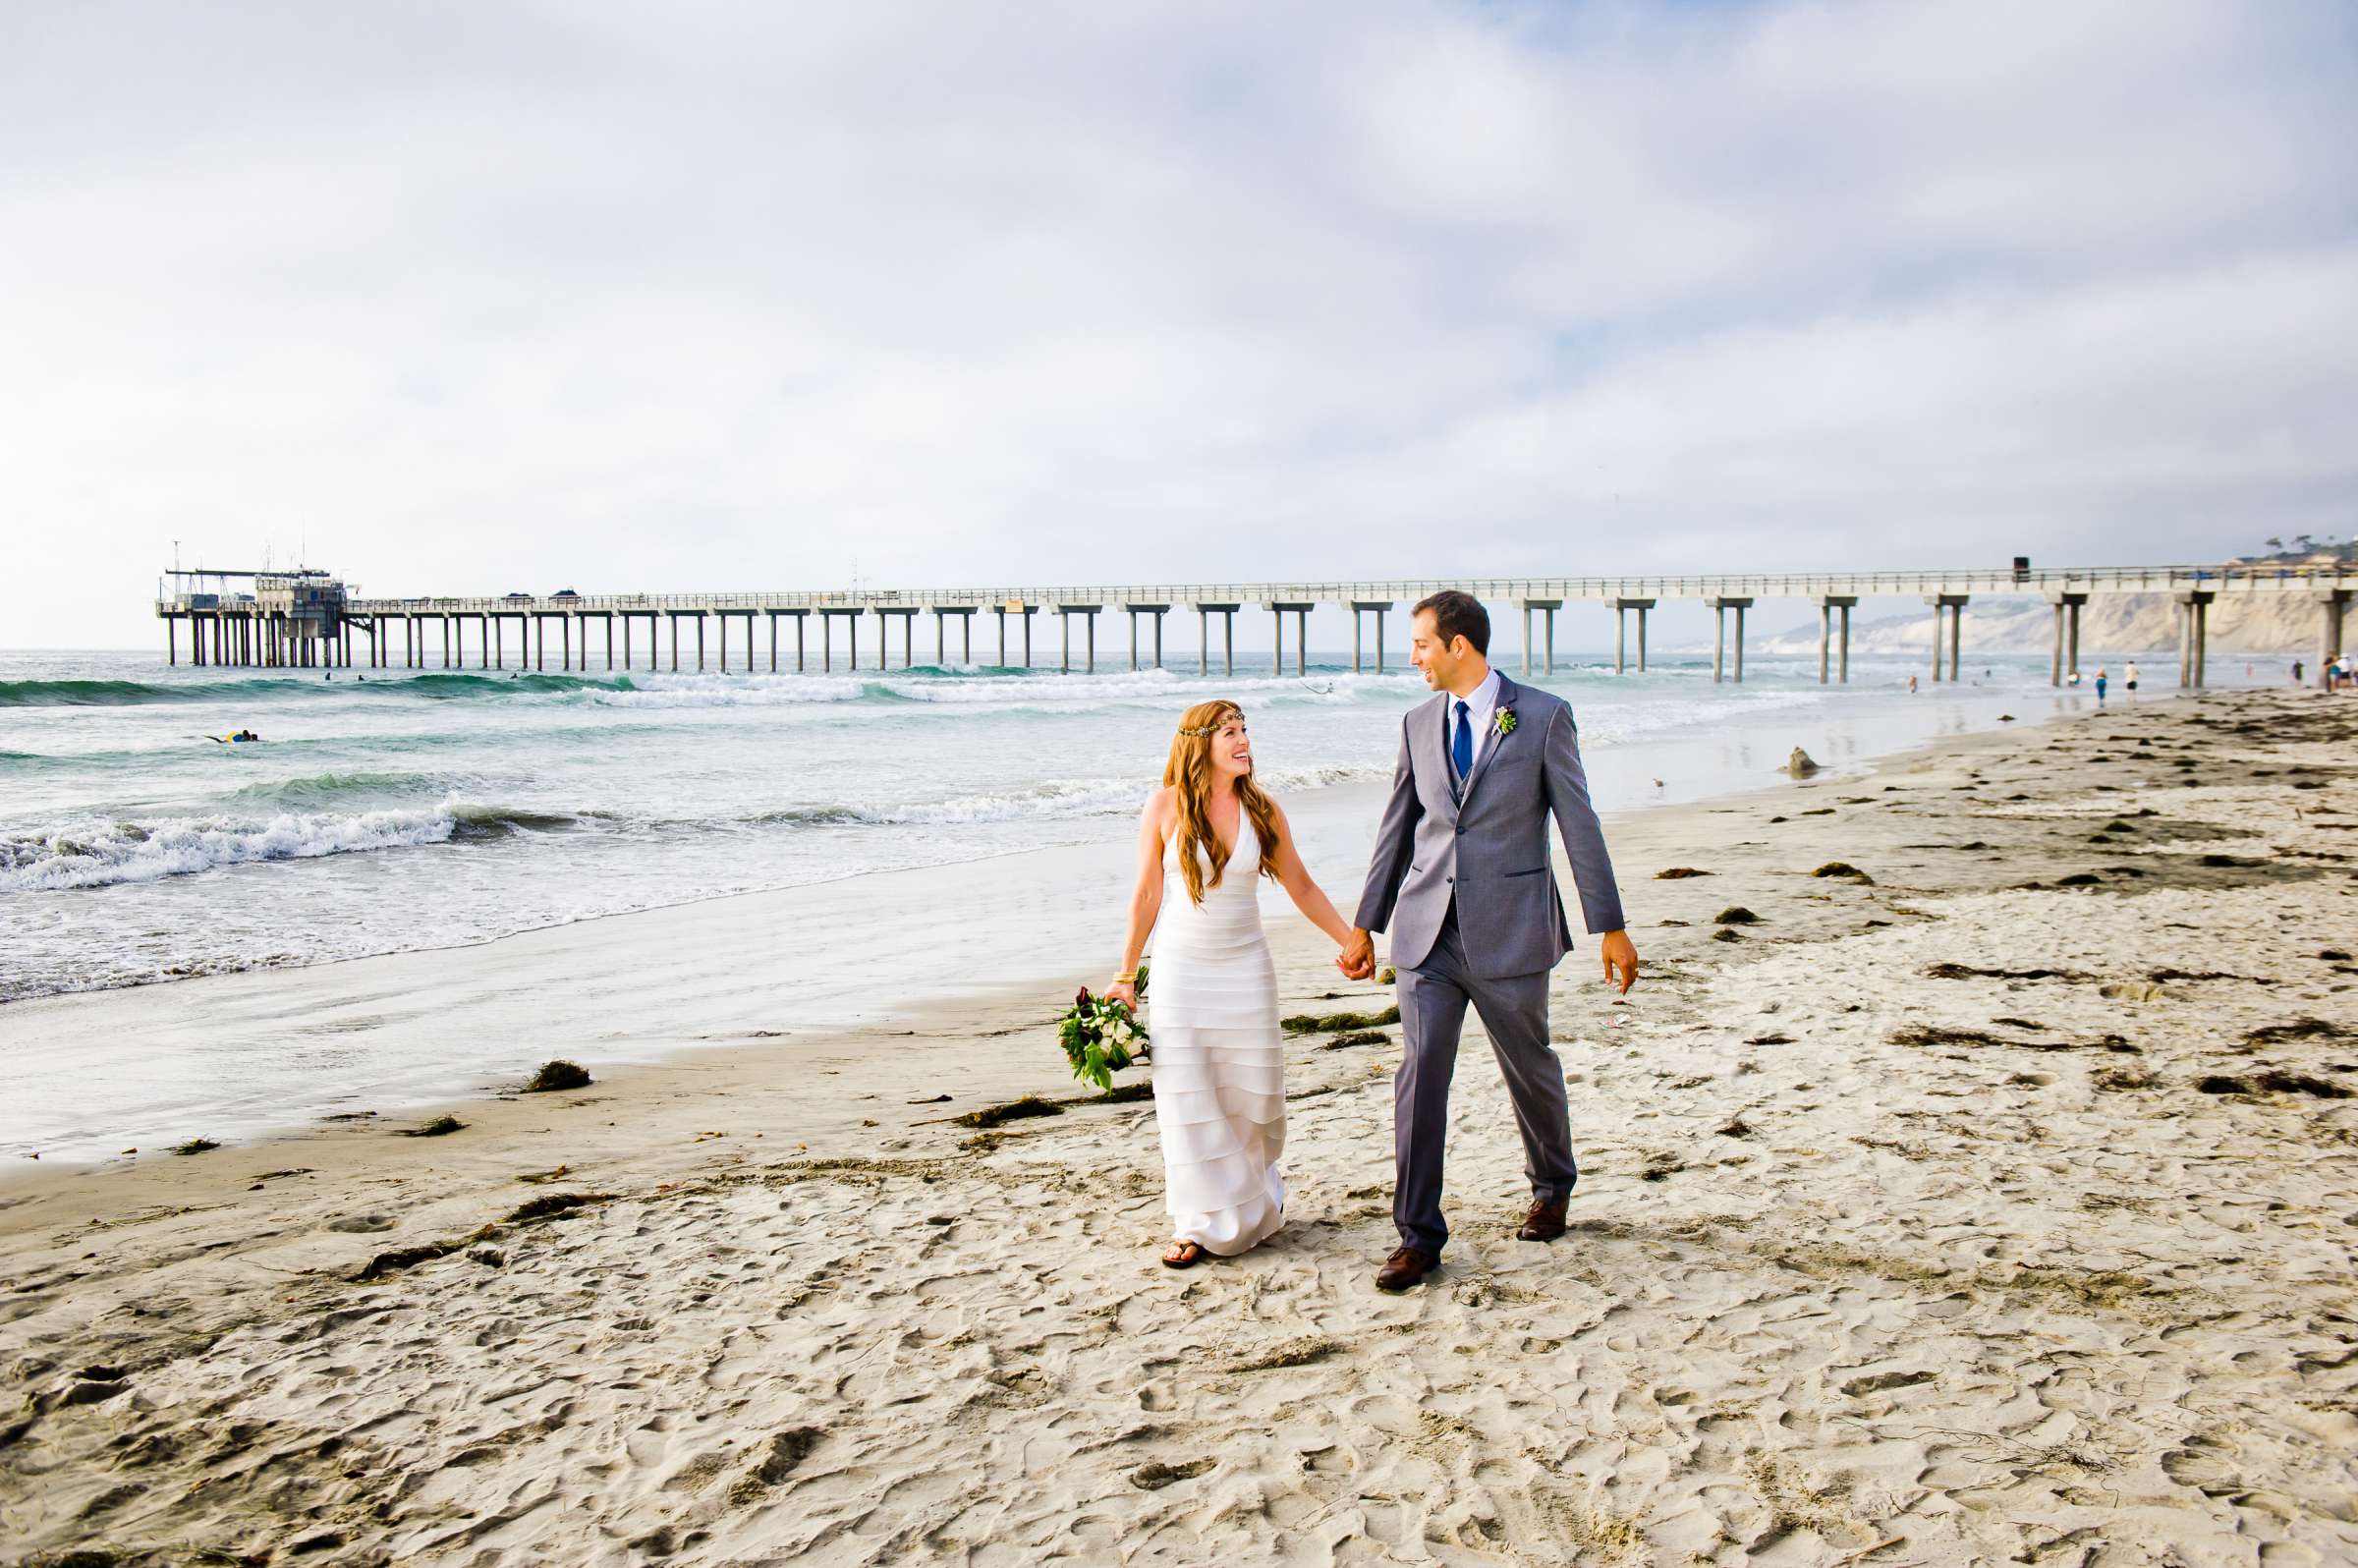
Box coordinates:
[1161,1240,1207,1269]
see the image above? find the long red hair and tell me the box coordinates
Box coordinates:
[1163,700,1281,905]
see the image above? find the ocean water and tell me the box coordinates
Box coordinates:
[0,644,2227,1014]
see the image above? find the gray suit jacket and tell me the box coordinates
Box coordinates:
[1354,674,1626,979]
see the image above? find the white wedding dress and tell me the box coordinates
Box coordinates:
[1150,816,1286,1256]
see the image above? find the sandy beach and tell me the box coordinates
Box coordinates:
[5,686,2355,1566]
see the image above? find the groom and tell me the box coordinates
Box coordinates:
[1339,590,1638,1292]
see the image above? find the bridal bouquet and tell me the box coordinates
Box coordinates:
[1059,980,1150,1092]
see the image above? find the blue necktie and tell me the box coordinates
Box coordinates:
[1452,699,1473,782]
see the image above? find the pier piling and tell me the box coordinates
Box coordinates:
[1708,596,1752,683]
[873,607,915,669]
[1924,595,1969,682]
[1517,599,1561,677]
[1263,602,1311,677]
[1193,603,1239,677]
[1612,598,1655,674]
[820,608,862,673]
[2175,590,2214,688]
[2046,592,2087,686]
[1348,601,1392,674]
[1056,605,1100,674]
[1816,595,1857,685]
[1122,604,1169,671]
[2312,588,2349,690]
[991,603,1038,668]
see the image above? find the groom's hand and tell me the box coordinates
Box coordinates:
[1336,927,1376,980]
[1600,929,1639,993]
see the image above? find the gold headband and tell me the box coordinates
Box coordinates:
[1178,713,1235,738]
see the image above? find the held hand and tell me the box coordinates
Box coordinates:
[1103,980,1139,1011]
[1600,929,1639,994]
[1334,927,1376,980]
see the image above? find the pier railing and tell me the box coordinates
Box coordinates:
[150,561,2354,691]
[269,562,2347,618]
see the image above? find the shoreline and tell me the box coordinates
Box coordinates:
[2,680,2093,1171]
[1,690,2119,1206]
[3,686,2353,1563]
[1,687,2086,1219]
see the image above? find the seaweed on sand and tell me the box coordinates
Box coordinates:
[1889,1025,2007,1048]
[526,1059,593,1092]
[1923,962,2092,981]
[2255,1070,2352,1099]
[1280,1005,1400,1035]
[955,1094,1065,1129]
[504,1192,617,1224]
[2244,1018,2350,1046]
[354,1222,500,1282]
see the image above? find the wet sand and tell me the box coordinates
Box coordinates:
[4,688,2354,1565]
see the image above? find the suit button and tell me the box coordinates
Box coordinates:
[1454,825,1464,835]
[1445,875,1454,884]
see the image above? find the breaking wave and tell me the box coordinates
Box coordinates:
[0,801,579,893]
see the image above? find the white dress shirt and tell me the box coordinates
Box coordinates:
[1448,668,1502,778]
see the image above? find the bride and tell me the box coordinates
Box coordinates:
[1103,700,1361,1268]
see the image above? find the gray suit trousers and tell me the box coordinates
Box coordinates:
[1393,903,1577,1257]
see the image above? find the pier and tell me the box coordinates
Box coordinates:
[157,564,2354,690]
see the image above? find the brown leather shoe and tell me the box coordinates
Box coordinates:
[1376,1247,1438,1292]
[1517,1197,1569,1242]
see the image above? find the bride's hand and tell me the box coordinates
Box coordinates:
[1103,980,1139,1011]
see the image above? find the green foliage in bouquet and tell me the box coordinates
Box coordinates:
[1060,985,1150,1092]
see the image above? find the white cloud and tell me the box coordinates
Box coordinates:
[1,0,2352,646]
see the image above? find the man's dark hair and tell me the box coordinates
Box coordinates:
[1413,589,1489,655]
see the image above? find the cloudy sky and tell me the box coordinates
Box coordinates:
[5,0,2354,649]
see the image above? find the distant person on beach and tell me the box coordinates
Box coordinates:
[1907,675,1919,694]
[1337,590,1636,1293]
[2292,660,2303,683]
[1103,700,1362,1270]
[2124,660,2140,700]
[2067,670,2082,687]
[2095,667,2108,704]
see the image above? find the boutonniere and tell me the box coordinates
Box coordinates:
[1494,707,1518,738]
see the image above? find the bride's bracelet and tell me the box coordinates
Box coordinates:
[1109,969,1138,985]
